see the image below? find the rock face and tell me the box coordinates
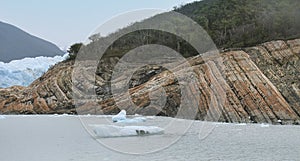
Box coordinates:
[0,60,74,114]
[1,39,300,124]
[246,40,300,120]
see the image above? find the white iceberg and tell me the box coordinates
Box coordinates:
[112,110,127,122]
[260,123,270,127]
[235,123,247,126]
[116,117,146,123]
[93,125,164,138]
[112,110,146,123]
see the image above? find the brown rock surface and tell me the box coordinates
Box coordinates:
[1,39,300,124]
[246,39,300,123]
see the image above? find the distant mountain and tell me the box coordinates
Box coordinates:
[0,21,64,62]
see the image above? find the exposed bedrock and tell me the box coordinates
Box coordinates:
[1,39,299,124]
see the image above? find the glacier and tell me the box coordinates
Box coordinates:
[0,53,69,88]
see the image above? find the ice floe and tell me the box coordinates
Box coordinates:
[112,110,127,122]
[93,125,164,138]
[112,110,146,123]
[260,123,270,128]
[91,110,163,138]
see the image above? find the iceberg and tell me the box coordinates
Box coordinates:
[93,125,164,138]
[116,117,147,123]
[92,110,163,138]
[112,110,127,122]
[260,123,270,127]
[112,110,146,123]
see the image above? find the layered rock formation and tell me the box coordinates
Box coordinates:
[0,39,299,124]
[0,60,74,114]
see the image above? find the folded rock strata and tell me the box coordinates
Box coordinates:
[0,39,299,124]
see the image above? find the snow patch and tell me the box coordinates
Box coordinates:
[0,115,6,119]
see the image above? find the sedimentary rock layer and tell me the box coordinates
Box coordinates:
[0,39,299,124]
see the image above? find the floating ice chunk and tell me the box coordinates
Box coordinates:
[112,110,127,122]
[146,116,156,119]
[236,123,247,126]
[112,110,147,123]
[93,125,164,138]
[260,123,270,127]
[116,117,146,123]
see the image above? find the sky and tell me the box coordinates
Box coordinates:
[0,0,196,49]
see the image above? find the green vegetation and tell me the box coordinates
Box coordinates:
[175,0,300,48]
[67,43,83,59]
[69,0,300,60]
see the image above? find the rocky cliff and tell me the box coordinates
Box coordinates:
[0,39,299,124]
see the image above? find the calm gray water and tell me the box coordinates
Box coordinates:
[0,115,299,161]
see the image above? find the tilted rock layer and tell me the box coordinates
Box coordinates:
[0,39,299,124]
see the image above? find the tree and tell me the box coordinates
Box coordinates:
[67,43,83,59]
[88,33,101,42]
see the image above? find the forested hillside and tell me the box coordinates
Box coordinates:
[175,0,300,48]
[68,0,300,60]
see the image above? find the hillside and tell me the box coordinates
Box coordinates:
[0,21,63,62]
[69,0,300,60]
[0,39,299,125]
[175,0,300,48]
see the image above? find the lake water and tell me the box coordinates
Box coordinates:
[0,115,299,161]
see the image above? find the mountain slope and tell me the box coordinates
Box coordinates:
[175,0,300,48]
[71,0,300,60]
[0,21,63,62]
[0,39,299,125]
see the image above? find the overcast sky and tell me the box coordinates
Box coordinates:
[0,0,196,49]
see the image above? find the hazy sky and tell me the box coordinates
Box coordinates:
[0,0,196,49]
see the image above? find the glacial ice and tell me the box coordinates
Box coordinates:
[0,53,69,88]
[112,110,146,123]
[93,125,164,138]
[92,110,163,138]
[112,110,127,122]
[116,117,147,123]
